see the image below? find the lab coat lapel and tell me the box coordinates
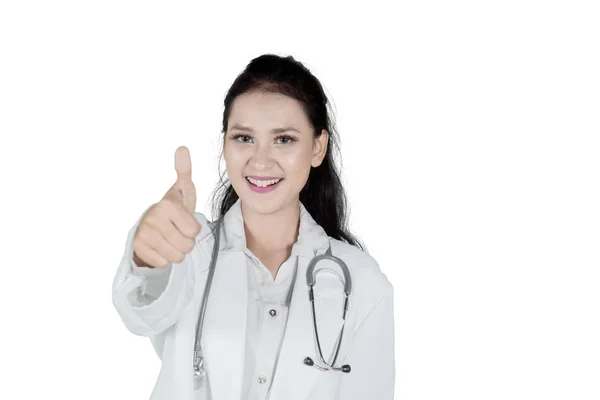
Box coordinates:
[199,250,248,400]
[268,253,347,400]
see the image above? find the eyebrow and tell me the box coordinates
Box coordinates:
[229,124,300,134]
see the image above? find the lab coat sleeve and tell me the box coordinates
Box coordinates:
[111,203,195,337]
[338,283,396,399]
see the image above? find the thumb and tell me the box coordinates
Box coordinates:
[174,146,197,214]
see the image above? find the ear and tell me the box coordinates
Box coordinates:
[311,129,329,168]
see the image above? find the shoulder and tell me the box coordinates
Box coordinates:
[327,237,394,311]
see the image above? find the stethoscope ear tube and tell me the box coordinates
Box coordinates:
[303,356,351,373]
[304,244,353,373]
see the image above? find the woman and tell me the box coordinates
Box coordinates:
[112,54,395,400]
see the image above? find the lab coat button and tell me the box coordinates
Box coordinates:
[258,375,267,384]
[269,309,277,316]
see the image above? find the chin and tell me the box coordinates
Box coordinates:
[238,194,292,215]
[244,199,281,214]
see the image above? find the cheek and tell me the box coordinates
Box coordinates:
[279,150,312,178]
[224,150,246,175]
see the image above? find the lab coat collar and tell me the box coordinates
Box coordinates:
[216,197,331,258]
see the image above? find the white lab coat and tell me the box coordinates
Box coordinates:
[112,202,395,400]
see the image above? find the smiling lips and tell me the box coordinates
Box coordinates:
[245,176,284,193]
[246,176,283,187]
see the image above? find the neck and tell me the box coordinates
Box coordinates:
[241,200,300,255]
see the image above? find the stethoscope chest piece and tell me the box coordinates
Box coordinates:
[193,353,207,390]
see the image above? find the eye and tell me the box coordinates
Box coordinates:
[275,135,297,145]
[231,133,252,143]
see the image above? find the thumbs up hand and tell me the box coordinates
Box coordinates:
[132,146,202,268]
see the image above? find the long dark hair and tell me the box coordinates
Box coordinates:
[209,53,365,251]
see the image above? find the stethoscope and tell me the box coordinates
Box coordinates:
[192,215,352,391]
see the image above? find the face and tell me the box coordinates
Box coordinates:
[223,91,328,214]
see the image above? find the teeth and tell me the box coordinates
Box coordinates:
[247,177,282,187]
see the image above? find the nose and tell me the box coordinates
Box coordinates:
[250,144,275,171]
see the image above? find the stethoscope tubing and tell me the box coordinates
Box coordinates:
[193,216,223,378]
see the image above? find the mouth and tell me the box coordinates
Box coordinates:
[245,176,284,188]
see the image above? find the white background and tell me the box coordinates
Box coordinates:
[1,1,598,399]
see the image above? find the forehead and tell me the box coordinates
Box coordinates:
[228,91,311,131]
